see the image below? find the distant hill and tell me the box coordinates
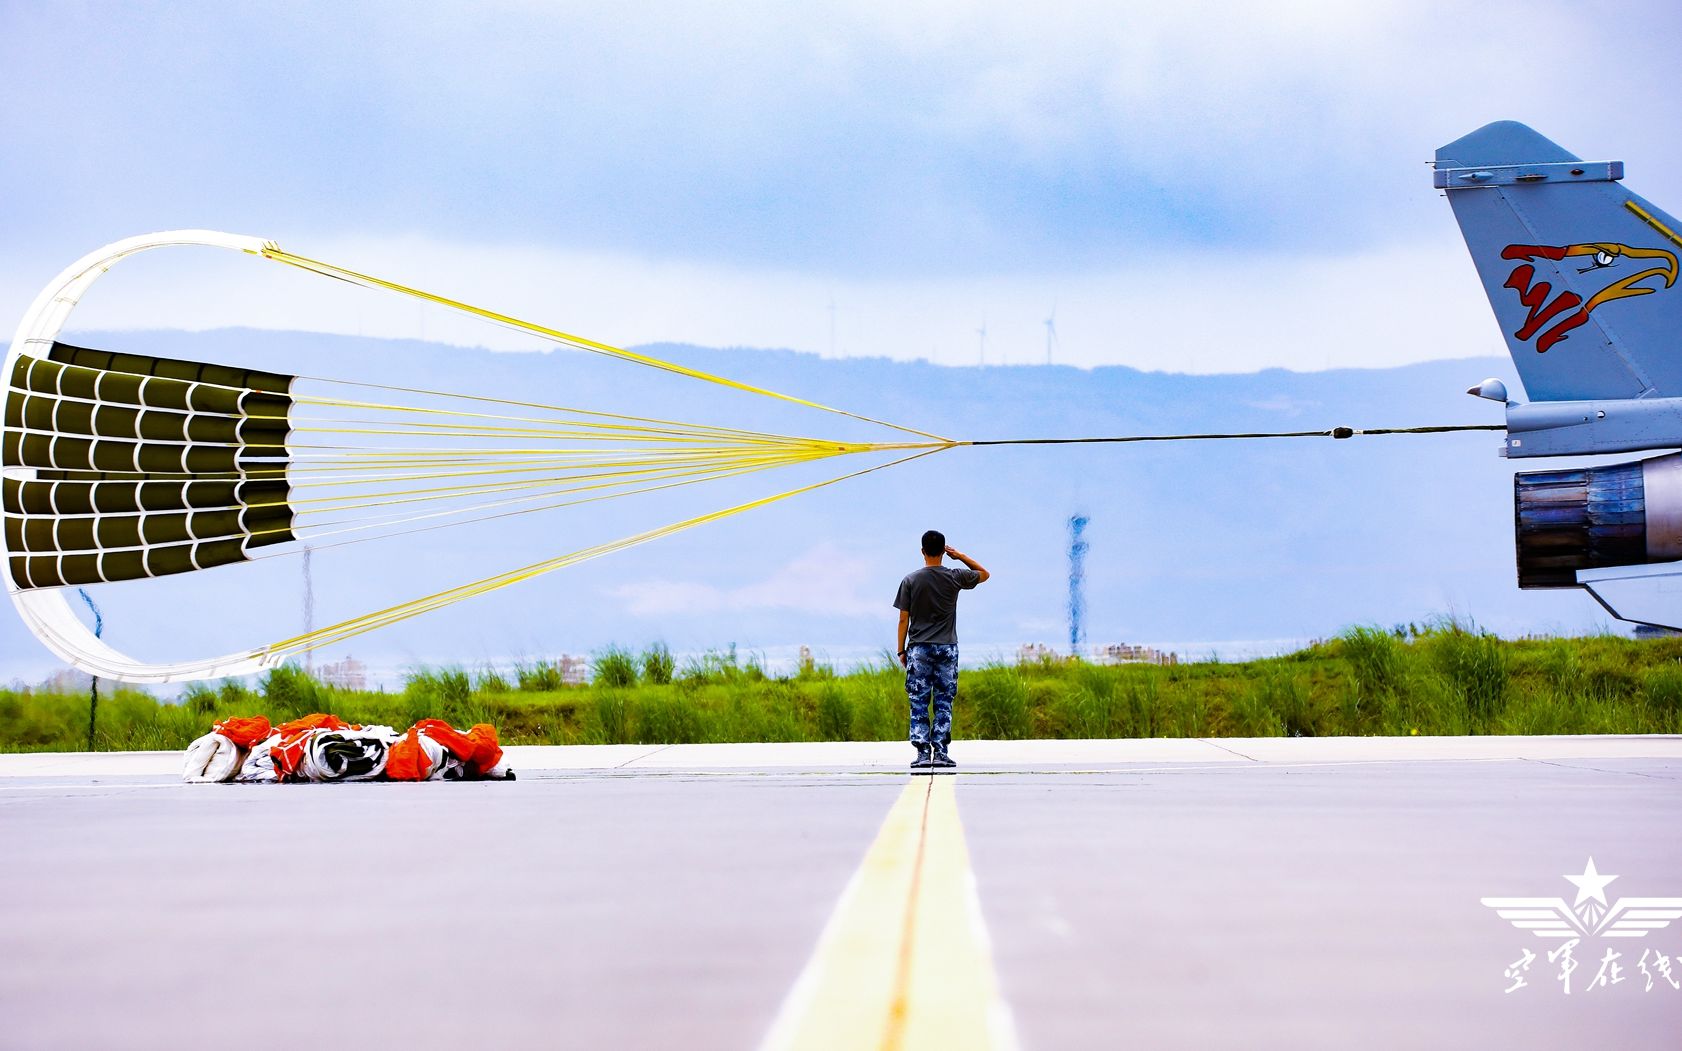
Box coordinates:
[1,329,1615,685]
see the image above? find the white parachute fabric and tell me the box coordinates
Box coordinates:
[297,727,395,782]
[234,737,277,783]
[181,730,244,782]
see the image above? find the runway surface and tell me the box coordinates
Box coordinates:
[3,736,1680,1049]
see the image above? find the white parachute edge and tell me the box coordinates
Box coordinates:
[3,230,286,684]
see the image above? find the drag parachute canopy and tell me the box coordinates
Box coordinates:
[2,231,948,683]
[4,341,296,588]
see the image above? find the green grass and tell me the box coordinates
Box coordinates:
[5,625,1682,753]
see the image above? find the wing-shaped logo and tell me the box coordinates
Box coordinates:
[1600,899,1682,938]
[1480,897,1589,938]
[1482,858,1682,939]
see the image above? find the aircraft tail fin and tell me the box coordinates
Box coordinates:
[1436,121,1682,402]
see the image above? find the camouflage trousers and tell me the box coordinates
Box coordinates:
[905,643,959,747]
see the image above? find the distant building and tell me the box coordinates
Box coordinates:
[1016,642,1058,664]
[42,668,93,693]
[799,645,815,674]
[1090,643,1179,667]
[559,655,590,686]
[318,655,368,691]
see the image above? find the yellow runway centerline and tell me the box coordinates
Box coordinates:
[761,776,1016,1051]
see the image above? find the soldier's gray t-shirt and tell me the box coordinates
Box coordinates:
[894,565,982,645]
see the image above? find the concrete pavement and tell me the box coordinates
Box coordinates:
[2,736,1679,1049]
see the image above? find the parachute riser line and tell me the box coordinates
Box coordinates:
[964,424,1504,446]
[258,247,949,442]
[263,447,945,659]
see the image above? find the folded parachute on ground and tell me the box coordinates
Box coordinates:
[180,713,512,783]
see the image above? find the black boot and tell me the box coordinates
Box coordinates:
[932,743,956,769]
[911,743,933,769]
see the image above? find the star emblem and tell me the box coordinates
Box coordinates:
[1483,858,1682,939]
[1564,857,1618,907]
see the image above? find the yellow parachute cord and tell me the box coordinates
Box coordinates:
[261,246,949,442]
[262,447,942,658]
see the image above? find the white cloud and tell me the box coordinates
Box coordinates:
[608,543,886,617]
[9,0,1670,279]
[5,0,1677,373]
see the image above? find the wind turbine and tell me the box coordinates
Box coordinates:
[1044,303,1059,365]
[976,322,987,367]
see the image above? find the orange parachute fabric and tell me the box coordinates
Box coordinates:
[211,716,273,749]
[385,719,504,781]
[385,725,432,781]
[276,713,350,736]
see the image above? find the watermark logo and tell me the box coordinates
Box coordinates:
[1482,857,1682,994]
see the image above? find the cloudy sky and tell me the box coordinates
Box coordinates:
[4,1,1682,682]
[5,0,1682,372]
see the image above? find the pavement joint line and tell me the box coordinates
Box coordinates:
[615,744,673,768]
[0,781,188,793]
[760,775,1016,1051]
[1522,757,1682,782]
[1197,737,1260,761]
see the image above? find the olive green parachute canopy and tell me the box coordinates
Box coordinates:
[3,341,295,588]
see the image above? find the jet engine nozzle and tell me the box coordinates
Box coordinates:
[1514,453,1682,588]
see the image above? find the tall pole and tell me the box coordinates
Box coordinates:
[77,589,103,751]
[302,545,315,676]
[1068,514,1089,658]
